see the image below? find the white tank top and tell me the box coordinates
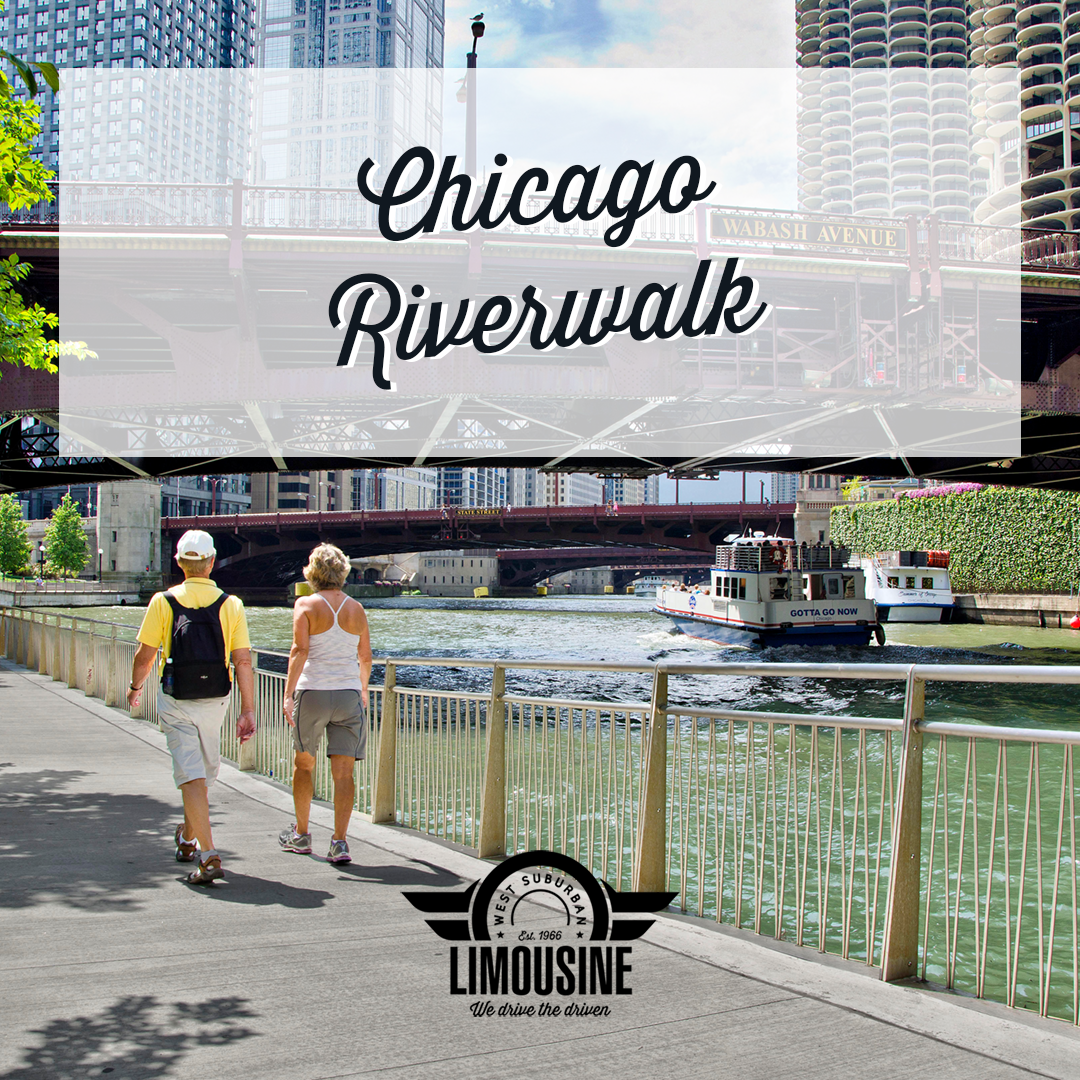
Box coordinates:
[295,593,363,692]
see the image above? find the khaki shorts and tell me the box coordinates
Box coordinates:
[158,692,231,788]
[293,689,367,759]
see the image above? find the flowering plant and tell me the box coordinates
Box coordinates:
[903,483,984,498]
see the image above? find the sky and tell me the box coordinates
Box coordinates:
[441,1,800,497]
[657,471,775,504]
[438,68,798,212]
[442,0,796,68]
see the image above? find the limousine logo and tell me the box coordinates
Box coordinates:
[403,851,676,1009]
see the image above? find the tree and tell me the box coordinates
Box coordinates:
[0,491,30,576]
[43,493,88,579]
[0,43,91,376]
[841,476,867,502]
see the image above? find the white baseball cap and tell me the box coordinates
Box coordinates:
[175,529,216,560]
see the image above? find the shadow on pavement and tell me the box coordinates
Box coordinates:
[181,871,336,907]
[334,859,464,889]
[0,768,179,911]
[0,994,259,1079]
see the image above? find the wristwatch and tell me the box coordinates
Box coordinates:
[129,682,142,691]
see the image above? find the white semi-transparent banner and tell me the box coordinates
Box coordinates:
[58,67,1021,464]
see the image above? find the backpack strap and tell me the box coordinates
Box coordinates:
[205,592,230,616]
[163,589,229,616]
[163,591,231,653]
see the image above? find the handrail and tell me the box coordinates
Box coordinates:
[41,179,1080,270]
[2,604,1078,1026]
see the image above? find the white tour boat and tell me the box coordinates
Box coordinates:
[859,550,954,623]
[653,535,884,647]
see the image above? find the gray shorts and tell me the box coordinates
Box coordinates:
[158,692,231,788]
[293,689,367,760]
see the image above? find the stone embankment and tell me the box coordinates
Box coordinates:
[0,584,140,608]
[954,593,1080,627]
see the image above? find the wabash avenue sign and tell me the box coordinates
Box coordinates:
[711,211,908,254]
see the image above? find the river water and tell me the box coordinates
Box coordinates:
[44,594,1080,1017]
[51,596,1080,732]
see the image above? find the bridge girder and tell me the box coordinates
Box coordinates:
[161,505,792,587]
[5,225,1080,487]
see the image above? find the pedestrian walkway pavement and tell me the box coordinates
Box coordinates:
[3,656,1080,1080]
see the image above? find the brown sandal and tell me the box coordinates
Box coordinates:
[186,855,224,885]
[174,823,198,863]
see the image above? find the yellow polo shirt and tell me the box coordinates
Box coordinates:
[136,578,251,672]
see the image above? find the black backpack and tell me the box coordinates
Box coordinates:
[162,592,233,699]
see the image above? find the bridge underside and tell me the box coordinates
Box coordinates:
[3,230,1080,488]
[496,547,716,588]
[164,506,791,587]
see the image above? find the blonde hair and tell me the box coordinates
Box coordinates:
[177,555,214,577]
[303,543,351,591]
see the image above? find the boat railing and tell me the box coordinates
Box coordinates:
[715,542,857,572]
[4,605,1080,1027]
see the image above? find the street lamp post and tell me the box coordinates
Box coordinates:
[465,15,484,276]
[201,475,224,515]
[38,543,45,579]
[466,15,484,177]
[98,547,104,582]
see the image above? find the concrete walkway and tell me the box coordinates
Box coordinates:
[3,658,1080,1080]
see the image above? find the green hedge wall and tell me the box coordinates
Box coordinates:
[829,487,1080,594]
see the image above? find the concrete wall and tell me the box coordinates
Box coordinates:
[548,567,615,594]
[97,480,163,591]
[795,497,841,545]
[952,593,1080,627]
[418,551,499,596]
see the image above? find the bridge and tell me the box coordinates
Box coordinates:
[496,546,717,589]
[161,502,795,586]
[4,183,1080,488]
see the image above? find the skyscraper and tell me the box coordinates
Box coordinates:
[259,0,444,69]
[797,0,968,68]
[970,0,1078,229]
[770,472,799,503]
[436,467,505,508]
[15,0,257,174]
[796,0,990,223]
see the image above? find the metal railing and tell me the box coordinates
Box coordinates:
[0,578,119,594]
[34,179,1080,270]
[2,605,1079,1025]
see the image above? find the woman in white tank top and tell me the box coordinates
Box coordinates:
[281,543,372,864]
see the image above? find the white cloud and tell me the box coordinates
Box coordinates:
[596,0,795,67]
[440,69,797,212]
[444,0,795,68]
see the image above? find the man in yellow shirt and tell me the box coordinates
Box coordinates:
[127,529,255,885]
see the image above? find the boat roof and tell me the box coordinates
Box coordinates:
[723,534,791,545]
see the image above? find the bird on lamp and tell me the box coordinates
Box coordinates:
[472,12,484,18]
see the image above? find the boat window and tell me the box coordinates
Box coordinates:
[905,576,916,590]
[922,577,933,590]
[824,574,842,598]
[842,575,855,598]
[887,576,899,588]
[738,578,746,600]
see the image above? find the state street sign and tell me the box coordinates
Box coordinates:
[711,211,908,254]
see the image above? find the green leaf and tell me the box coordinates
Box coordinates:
[32,61,59,94]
